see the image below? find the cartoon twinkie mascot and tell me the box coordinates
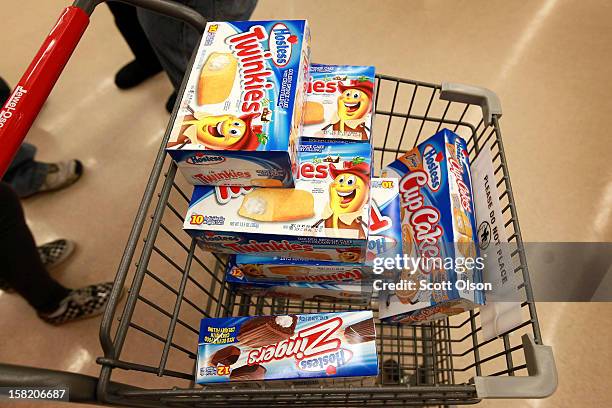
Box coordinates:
[314,162,370,238]
[167,111,265,150]
[323,80,374,141]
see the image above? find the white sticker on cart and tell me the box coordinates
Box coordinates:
[471,147,523,341]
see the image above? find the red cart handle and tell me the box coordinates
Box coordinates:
[0,6,89,177]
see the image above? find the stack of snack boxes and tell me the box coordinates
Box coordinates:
[168,19,484,384]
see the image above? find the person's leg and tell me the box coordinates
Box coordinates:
[137,0,257,110]
[2,143,49,198]
[107,2,162,89]
[0,183,70,313]
[0,76,10,104]
[2,143,83,199]
[0,183,115,325]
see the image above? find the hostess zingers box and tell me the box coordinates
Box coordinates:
[184,141,371,262]
[196,312,378,383]
[167,20,311,187]
[379,129,485,324]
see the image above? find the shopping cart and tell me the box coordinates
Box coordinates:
[0,0,557,406]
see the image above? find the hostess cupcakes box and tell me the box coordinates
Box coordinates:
[166,20,311,187]
[196,312,378,383]
[302,64,376,142]
[379,129,485,323]
[183,141,371,262]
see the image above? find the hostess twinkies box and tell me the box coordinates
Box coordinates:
[367,178,404,269]
[166,20,311,187]
[378,129,485,324]
[184,141,371,262]
[196,311,378,383]
[227,273,372,304]
[232,255,372,283]
[302,64,375,142]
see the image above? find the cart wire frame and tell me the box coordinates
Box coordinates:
[0,0,557,407]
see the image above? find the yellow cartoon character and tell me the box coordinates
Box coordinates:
[167,111,264,150]
[314,162,370,238]
[323,81,374,141]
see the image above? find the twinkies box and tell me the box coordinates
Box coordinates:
[232,254,372,283]
[379,129,485,324]
[226,273,372,304]
[196,311,378,383]
[184,141,371,261]
[223,178,399,287]
[166,20,311,187]
[302,64,375,142]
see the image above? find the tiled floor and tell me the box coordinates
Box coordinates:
[1,0,611,407]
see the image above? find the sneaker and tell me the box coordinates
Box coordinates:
[38,160,83,194]
[38,239,75,270]
[39,282,114,325]
[115,60,162,90]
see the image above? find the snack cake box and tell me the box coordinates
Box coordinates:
[379,129,485,323]
[224,177,399,285]
[302,64,375,142]
[232,254,372,283]
[183,141,371,262]
[166,20,311,187]
[226,258,372,303]
[196,311,378,383]
[367,177,404,267]
[226,274,372,304]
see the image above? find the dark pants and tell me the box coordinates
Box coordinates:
[0,183,69,313]
[0,78,49,198]
[107,2,162,70]
[136,0,257,90]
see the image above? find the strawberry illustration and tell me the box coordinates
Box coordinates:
[326,365,337,375]
[287,35,298,44]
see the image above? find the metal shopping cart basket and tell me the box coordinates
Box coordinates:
[0,0,557,406]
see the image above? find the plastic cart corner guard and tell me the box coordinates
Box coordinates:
[440,82,502,126]
[473,334,558,399]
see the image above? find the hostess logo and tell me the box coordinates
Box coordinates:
[269,23,297,67]
[423,144,442,192]
[186,153,226,165]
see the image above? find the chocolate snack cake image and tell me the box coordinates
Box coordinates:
[229,364,267,381]
[237,315,297,348]
[209,345,240,366]
[344,318,376,344]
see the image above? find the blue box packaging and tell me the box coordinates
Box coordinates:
[232,254,371,283]
[166,20,311,187]
[302,64,375,142]
[367,177,404,267]
[226,259,372,303]
[184,141,371,262]
[379,129,485,323]
[196,311,378,383]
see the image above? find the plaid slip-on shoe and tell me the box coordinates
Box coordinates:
[39,282,115,325]
[38,239,75,270]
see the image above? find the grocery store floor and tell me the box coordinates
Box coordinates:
[1,1,611,407]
